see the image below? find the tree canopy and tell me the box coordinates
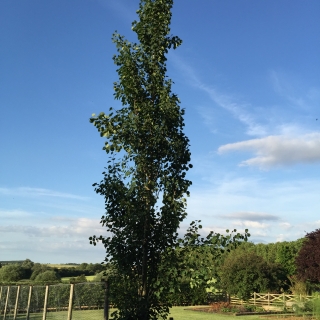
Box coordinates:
[34,270,61,283]
[226,239,304,277]
[0,264,25,283]
[219,250,287,300]
[296,228,320,283]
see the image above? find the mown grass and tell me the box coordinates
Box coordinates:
[11,307,265,320]
[10,310,103,319]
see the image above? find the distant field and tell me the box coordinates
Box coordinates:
[48,264,79,269]
[61,275,96,282]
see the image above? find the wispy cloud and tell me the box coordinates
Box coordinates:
[186,174,320,243]
[174,58,320,153]
[200,86,267,137]
[0,217,105,238]
[218,133,320,169]
[215,212,280,231]
[94,0,137,24]
[0,187,89,200]
[0,209,33,219]
[172,55,267,137]
[270,70,320,111]
[0,237,106,263]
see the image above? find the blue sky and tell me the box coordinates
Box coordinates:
[1,0,320,263]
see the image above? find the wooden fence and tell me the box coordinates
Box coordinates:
[231,293,314,311]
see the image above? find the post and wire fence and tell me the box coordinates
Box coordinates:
[1,276,206,320]
[0,278,189,320]
[0,281,176,320]
[0,282,107,320]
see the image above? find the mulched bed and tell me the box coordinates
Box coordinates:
[260,315,314,320]
[187,306,295,316]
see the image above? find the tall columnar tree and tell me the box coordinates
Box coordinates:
[89,1,192,319]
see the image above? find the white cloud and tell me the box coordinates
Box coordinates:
[249,230,268,238]
[0,209,33,218]
[220,211,280,222]
[276,234,286,242]
[233,220,268,229]
[186,174,320,244]
[279,222,292,230]
[0,217,105,238]
[0,238,106,263]
[218,133,320,169]
[0,187,89,200]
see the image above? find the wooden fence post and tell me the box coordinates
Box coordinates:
[3,286,10,320]
[104,280,109,320]
[26,286,33,320]
[268,292,270,306]
[42,285,49,320]
[283,292,285,309]
[67,284,74,320]
[254,292,256,305]
[13,285,20,320]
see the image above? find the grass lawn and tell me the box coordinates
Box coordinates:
[10,307,270,319]
[11,310,104,319]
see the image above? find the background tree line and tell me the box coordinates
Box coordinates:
[0,259,105,284]
[1,228,319,305]
[212,233,320,301]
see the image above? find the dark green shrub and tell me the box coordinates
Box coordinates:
[220,250,287,300]
[34,270,61,282]
[69,274,87,283]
